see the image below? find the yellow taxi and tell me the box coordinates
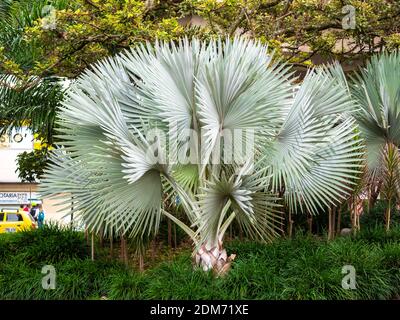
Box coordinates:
[0,209,37,234]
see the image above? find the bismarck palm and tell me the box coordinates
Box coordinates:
[41,38,362,274]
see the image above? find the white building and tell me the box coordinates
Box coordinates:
[0,127,69,222]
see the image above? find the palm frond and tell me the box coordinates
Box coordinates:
[268,68,363,214]
[0,75,64,143]
[351,51,400,172]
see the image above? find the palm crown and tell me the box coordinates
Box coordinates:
[331,52,400,231]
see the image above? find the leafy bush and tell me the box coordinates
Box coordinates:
[0,223,88,266]
[358,200,400,229]
[354,225,400,244]
[107,231,400,300]
[0,225,399,300]
[0,258,123,300]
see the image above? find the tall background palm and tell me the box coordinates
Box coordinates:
[333,52,400,231]
[41,38,362,273]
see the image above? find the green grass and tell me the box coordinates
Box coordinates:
[0,224,399,300]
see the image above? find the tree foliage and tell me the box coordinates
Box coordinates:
[1,0,400,79]
[16,148,48,183]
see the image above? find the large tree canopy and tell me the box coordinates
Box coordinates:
[1,0,400,79]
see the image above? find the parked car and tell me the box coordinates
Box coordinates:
[0,208,37,233]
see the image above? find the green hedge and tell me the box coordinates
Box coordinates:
[0,224,399,300]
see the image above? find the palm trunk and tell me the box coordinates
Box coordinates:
[332,206,336,239]
[85,228,89,245]
[138,252,144,272]
[288,211,293,238]
[350,197,357,235]
[328,207,333,240]
[369,181,382,209]
[328,206,337,240]
[167,219,172,248]
[99,227,104,248]
[109,236,114,259]
[194,241,236,276]
[70,197,74,227]
[120,234,128,266]
[386,199,391,232]
[151,238,157,260]
[307,213,313,234]
[336,207,342,236]
[91,232,95,261]
[120,236,124,261]
[173,223,177,249]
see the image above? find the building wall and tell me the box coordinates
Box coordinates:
[0,126,70,223]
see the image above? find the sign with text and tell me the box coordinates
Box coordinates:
[0,127,34,150]
[0,192,30,204]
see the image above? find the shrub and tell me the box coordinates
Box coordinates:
[0,258,124,300]
[0,222,88,266]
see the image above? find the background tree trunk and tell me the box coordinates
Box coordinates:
[109,236,114,259]
[307,213,313,234]
[336,207,342,235]
[120,236,124,262]
[167,219,172,248]
[91,232,95,261]
[139,252,144,272]
[173,224,177,249]
[151,238,157,260]
[332,206,336,239]
[99,227,104,248]
[85,227,89,245]
[369,181,382,210]
[328,206,336,240]
[386,199,391,232]
[288,211,293,237]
